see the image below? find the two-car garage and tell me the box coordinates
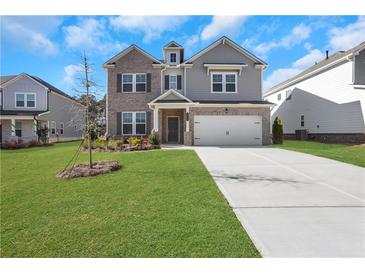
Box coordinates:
[193,115,263,146]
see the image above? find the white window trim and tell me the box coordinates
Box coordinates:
[169,52,177,64]
[122,73,147,93]
[50,121,56,135]
[60,122,64,135]
[210,72,238,93]
[15,92,37,108]
[169,74,177,90]
[122,111,147,136]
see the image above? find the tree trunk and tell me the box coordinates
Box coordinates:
[88,135,92,168]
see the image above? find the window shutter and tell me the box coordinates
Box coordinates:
[146,73,152,93]
[165,75,169,90]
[177,75,182,90]
[117,74,122,93]
[117,112,121,135]
[146,111,152,134]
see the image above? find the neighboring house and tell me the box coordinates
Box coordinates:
[0,73,85,144]
[103,36,273,146]
[264,41,365,143]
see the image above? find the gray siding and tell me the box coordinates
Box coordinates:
[186,43,262,101]
[272,88,365,134]
[2,76,48,111]
[41,92,84,140]
[354,48,365,85]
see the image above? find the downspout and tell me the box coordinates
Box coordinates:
[105,67,109,137]
[161,65,167,94]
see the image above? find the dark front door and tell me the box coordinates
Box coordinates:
[167,117,179,143]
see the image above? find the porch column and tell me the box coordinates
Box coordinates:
[185,107,190,132]
[33,119,37,136]
[153,107,159,131]
[10,118,15,136]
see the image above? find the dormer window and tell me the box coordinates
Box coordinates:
[170,53,177,63]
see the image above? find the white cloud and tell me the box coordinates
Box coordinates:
[264,49,324,91]
[109,16,188,43]
[64,18,127,54]
[200,16,248,41]
[328,16,365,51]
[63,64,82,85]
[254,23,312,58]
[1,16,60,55]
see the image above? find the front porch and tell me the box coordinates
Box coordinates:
[149,89,193,146]
[0,115,38,144]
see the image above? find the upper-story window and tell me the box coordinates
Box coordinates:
[122,73,146,93]
[170,53,177,63]
[286,90,292,100]
[277,93,281,101]
[15,93,36,108]
[211,72,237,93]
[170,75,177,90]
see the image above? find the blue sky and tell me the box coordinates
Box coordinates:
[1,16,364,97]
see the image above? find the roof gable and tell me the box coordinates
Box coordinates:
[149,89,193,104]
[103,45,162,66]
[183,36,267,66]
[163,41,183,49]
[264,41,365,96]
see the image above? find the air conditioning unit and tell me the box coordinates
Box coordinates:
[295,129,308,140]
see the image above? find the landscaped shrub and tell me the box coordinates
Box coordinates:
[128,136,140,146]
[107,140,117,150]
[272,117,283,144]
[148,131,160,145]
[94,138,106,149]
[116,140,124,149]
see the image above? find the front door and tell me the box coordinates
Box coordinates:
[167,116,179,143]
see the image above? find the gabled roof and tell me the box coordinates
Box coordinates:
[0,75,17,85]
[103,44,162,67]
[163,41,184,49]
[183,36,267,66]
[0,73,83,106]
[264,41,365,96]
[149,89,193,104]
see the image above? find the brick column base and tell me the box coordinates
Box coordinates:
[184,131,193,146]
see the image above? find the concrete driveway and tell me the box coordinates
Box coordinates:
[194,147,365,257]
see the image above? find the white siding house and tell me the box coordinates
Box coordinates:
[264,42,365,143]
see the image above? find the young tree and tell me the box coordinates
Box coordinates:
[71,52,101,168]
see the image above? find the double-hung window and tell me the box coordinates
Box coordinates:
[15,93,36,108]
[135,74,146,92]
[15,121,22,137]
[51,121,56,134]
[122,112,146,135]
[122,73,146,93]
[211,72,237,93]
[122,74,133,92]
[170,53,177,63]
[169,75,177,90]
[60,122,64,135]
[300,115,305,127]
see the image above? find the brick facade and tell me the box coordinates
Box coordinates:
[285,133,365,144]
[107,49,161,137]
[189,107,272,145]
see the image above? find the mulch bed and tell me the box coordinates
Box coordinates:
[57,161,121,179]
[81,144,160,153]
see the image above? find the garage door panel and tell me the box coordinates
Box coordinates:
[194,115,262,146]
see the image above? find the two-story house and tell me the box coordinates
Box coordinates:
[264,41,365,143]
[104,36,273,146]
[0,73,85,144]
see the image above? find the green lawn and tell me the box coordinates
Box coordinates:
[0,142,259,258]
[271,140,365,167]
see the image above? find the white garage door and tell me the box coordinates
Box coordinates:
[194,115,262,146]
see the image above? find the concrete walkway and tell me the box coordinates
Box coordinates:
[194,147,365,257]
